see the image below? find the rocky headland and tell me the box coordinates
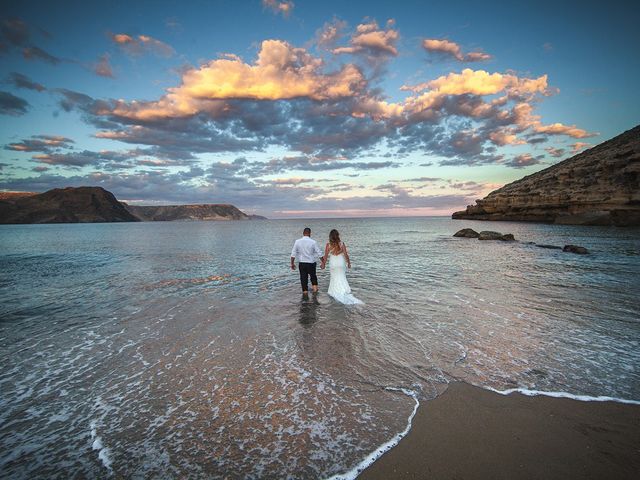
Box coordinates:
[125,204,263,221]
[0,187,265,224]
[452,125,640,226]
[0,187,139,224]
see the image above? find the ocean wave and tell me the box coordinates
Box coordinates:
[326,387,420,480]
[485,386,640,405]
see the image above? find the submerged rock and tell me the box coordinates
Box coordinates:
[478,231,504,240]
[453,228,480,238]
[563,245,590,254]
[537,244,562,250]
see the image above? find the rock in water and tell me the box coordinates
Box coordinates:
[0,187,139,224]
[500,234,516,241]
[563,245,590,254]
[453,228,480,238]
[452,125,640,226]
[478,231,504,240]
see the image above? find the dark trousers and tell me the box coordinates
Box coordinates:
[299,262,318,292]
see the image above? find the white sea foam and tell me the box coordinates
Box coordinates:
[325,387,420,480]
[486,386,640,405]
[90,420,113,473]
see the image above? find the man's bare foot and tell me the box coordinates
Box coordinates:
[302,291,309,295]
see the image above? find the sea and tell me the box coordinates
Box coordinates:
[1,217,639,479]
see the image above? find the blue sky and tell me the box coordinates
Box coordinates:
[1,0,638,217]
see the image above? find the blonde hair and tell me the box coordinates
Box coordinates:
[329,229,341,253]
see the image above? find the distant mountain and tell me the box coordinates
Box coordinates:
[0,186,266,224]
[452,125,640,226]
[125,204,263,221]
[0,191,37,201]
[0,187,139,224]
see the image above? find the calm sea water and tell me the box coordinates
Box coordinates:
[1,218,639,478]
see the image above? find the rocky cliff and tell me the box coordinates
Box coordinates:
[0,187,265,224]
[125,204,259,221]
[0,186,140,224]
[452,125,640,226]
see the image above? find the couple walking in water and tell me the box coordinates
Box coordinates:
[290,228,362,305]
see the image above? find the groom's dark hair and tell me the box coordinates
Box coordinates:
[303,227,311,235]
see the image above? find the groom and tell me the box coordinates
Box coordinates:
[290,227,324,295]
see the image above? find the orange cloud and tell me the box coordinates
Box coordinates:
[262,0,294,17]
[571,141,591,152]
[511,102,596,139]
[104,40,366,121]
[402,69,549,113]
[423,38,491,62]
[93,53,114,78]
[333,20,399,56]
[489,129,526,146]
[110,33,174,57]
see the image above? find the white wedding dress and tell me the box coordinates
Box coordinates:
[327,250,363,305]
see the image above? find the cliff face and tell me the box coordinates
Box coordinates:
[452,125,640,226]
[125,204,254,221]
[0,187,140,224]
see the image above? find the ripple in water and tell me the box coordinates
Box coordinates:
[0,218,638,477]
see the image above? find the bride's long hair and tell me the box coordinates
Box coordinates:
[329,229,341,253]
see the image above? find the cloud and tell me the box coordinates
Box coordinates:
[333,20,399,59]
[31,150,138,168]
[1,18,61,65]
[1,18,30,46]
[93,53,114,78]
[5,135,74,152]
[316,19,348,50]
[504,153,544,168]
[110,33,175,57]
[258,177,315,186]
[0,91,29,115]
[570,142,590,153]
[100,40,365,122]
[22,46,60,64]
[262,0,294,17]
[6,72,46,91]
[422,39,491,62]
[489,128,526,146]
[545,146,565,158]
[252,156,397,175]
[509,102,596,139]
[41,27,592,177]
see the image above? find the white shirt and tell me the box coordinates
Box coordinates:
[291,236,323,263]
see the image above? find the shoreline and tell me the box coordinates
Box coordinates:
[358,382,640,480]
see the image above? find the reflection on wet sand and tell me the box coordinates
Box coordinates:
[298,293,320,327]
[141,274,231,290]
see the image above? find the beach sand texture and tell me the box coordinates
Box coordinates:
[361,382,640,480]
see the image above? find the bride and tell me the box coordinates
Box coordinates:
[321,229,362,305]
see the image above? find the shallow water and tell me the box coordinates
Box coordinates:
[1,218,639,478]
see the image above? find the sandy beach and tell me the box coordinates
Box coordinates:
[360,382,640,480]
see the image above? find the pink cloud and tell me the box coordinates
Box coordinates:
[423,38,491,62]
[110,33,174,57]
[93,53,114,78]
[262,0,294,17]
[333,20,399,57]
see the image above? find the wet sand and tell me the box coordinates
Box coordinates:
[360,382,640,480]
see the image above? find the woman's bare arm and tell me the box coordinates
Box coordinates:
[343,243,351,268]
[322,243,329,268]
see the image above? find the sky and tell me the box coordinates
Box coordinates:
[0,0,638,218]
